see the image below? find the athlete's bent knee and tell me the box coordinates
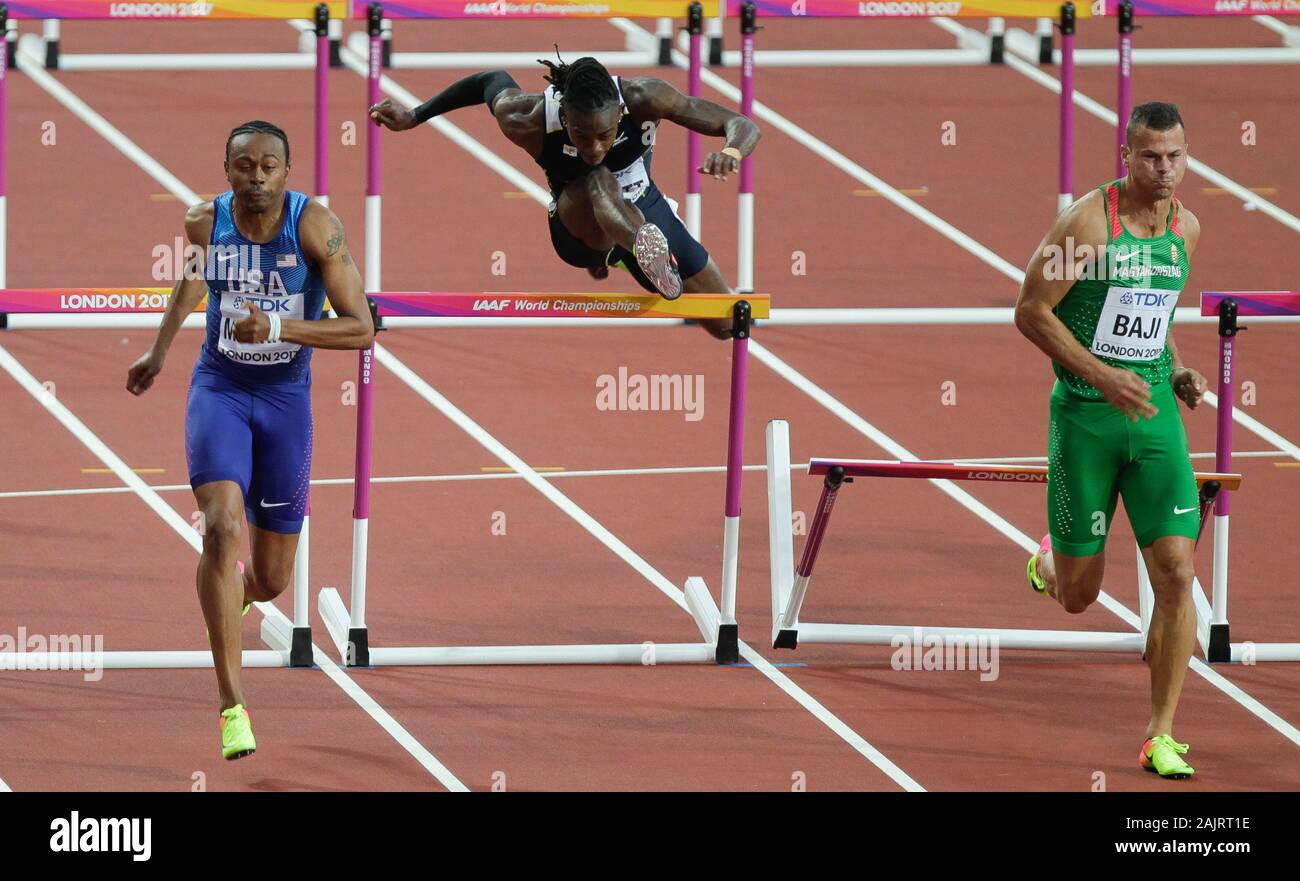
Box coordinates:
[1149,560,1195,605]
[250,562,292,600]
[1056,573,1102,614]
[201,509,242,558]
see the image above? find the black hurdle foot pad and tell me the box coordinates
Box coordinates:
[347,627,370,667]
[715,623,739,664]
[773,629,798,650]
[708,36,723,66]
[290,626,314,667]
[1207,623,1231,663]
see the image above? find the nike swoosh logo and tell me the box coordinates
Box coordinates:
[612,134,627,146]
[1173,505,1197,515]
[260,500,290,508]
[216,251,242,262]
[1114,250,1141,262]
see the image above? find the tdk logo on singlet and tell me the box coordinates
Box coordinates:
[1120,291,1171,309]
[229,294,294,313]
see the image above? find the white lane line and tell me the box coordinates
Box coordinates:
[738,643,923,791]
[0,464,778,499]
[1204,391,1300,461]
[14,38,200,206]
[1,357,466,789]
[0,775,11,792]
[929,17,1300,235]
[748,338,1300,749]
[5,449,1284,501]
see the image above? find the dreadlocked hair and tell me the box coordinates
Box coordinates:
[537,55,619,113]
[226,120,291,165]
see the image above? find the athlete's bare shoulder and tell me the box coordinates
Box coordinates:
[1053,188,1108,250]
[184,200,215,247]
[492,90,545,155]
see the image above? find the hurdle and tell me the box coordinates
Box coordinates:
[764,418,1243,659]
[315,291,766,667]
[0,289,315,671]
[18,2,347,71]
[1194,291,1300,663]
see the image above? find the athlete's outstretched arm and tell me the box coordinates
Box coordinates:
[1014,192,1156,421]
[233,202,372,351]
[127,202,213,396]
[622,77,761,180]
[369,70,522,130]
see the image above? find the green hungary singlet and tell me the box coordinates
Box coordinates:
[1052,179,1189,399]
[1044,180,1199,555]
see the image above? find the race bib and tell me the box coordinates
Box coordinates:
[217,285,304,366]
[614,157,650,203]
[1091,286,1179,362]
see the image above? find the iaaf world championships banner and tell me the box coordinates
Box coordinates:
[725,0,1297,14]
[4,0,1294,21]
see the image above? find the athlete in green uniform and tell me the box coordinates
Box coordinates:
[1014,103,1208,779]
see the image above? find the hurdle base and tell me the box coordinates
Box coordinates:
[348,627,371,667]
[1207,623,1231,663]
[715,624,739,664]
[290,626,314,667]
[773,628,798,650]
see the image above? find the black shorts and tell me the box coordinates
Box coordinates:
[547,186,710,293]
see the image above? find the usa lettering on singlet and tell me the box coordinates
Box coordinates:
[200,191,327,384]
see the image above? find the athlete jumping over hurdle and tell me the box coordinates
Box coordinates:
[1015,103,1208,779]
[126,121,374,760]
[368,55,759,313]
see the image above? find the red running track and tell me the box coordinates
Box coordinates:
[0,16,1297,791]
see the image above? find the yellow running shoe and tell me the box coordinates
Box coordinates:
[1140,735,1194,779]
[220,704,257,761]
[1026,534,1052,595]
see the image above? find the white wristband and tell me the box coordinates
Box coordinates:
[267,313,282,344]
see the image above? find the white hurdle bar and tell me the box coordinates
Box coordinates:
[345,30,660,71]
[1005,27,1300,65]
[677,15,1003,66]
[35,12,344,71]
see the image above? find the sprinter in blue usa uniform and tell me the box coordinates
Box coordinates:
[127,121,373,761]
